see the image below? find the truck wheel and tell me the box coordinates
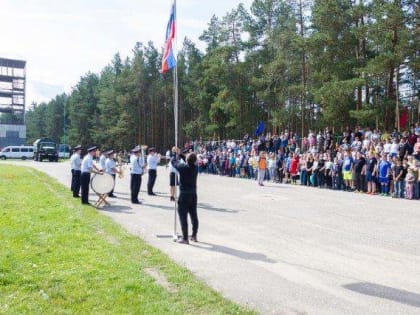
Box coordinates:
[0,156,6,160]
[22,156,27,160]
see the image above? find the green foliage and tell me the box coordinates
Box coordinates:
[26,0,419,149]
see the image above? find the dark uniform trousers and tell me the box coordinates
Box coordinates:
[131,174,142,203]
[178,193,198,240]
[71,169,81,196]
[147,169,157,194]
[81,172,91,204]
[109,174,116,196]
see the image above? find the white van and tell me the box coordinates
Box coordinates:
[0,146,34,160]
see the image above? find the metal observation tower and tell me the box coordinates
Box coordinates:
[0,57,26,146]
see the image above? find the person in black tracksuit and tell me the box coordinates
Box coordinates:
[171,151,198,244]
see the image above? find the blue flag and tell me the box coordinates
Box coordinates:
[255,121,265,136]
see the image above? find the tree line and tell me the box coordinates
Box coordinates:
[26,0,419,151]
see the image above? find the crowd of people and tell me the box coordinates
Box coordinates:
[179,124,420,200]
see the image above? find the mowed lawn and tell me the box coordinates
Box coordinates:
[0,165,254,314]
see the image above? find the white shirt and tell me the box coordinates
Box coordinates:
[105,158,116,175]
[70,153,81,171]
[383,143,391,153]
[147,154,160,170]
[130,154,145,174]
[362,139,370,150]
[99,154,107,170]
[390,143,399,154]
[81,154,94,173]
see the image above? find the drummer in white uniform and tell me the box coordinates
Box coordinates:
[105,150,121,198]
[81,146,103,205]
[70,145,82,198]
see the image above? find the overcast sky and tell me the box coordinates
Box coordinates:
[0,0,253,106]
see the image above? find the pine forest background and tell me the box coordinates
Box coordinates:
[19,0,420,151]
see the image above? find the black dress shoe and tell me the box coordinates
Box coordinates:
[108,194,116,198]
[177,239,189,245]
[73,195,80,198]
[132,200,141,204]
[148,192,156,196]
[170,196,175,201]
[190,236,198,242]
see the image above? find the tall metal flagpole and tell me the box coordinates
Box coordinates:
[173,0,178,148]
[172,0,180,241]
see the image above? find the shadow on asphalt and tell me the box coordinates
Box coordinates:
[192,242,276,263]
[143,203,176,211]
[127,201,240,214]
[97,205,134,214]
[343,282,420,308]
[154,236,276,263]
[197,203,240,213]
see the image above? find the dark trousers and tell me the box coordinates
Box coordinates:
[178,193,198,241]
[71,169,81,196]
[131,174,142,202]
[355,172,364,192]
[109,174,116,196]
[81,172,91,204]
[147,169,157,194]
[317,171,325,187]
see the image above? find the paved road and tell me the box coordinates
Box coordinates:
[5,160,420,314]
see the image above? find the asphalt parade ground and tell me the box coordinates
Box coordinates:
[6,160,420,315]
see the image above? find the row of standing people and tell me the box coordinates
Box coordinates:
[196,148,420,200]
[70,145,200,245]
[70,145,161,205]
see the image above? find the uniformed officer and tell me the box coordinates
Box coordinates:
[105,150,121,198]
[147,148,161,196]
[171,150,199,244]
[130,146,145,204]
[70,145,82,198]
[99,149,108,170]
[80,146,103,205]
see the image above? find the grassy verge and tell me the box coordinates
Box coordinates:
[0,165,255,314]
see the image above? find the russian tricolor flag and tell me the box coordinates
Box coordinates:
[161,2,176,73]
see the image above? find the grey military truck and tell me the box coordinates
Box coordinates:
[33,138,59,162]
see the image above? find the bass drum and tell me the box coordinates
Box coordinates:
[90,173,115,195]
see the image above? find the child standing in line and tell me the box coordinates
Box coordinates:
[342,151,354,191]
[393,159,405,198]
[257,151,267,186]
[365,151,378,195]
[325,154,333,188]
[378,153,392,196]
[405,168,415,199]
[289,153,299,184]
[332,157,340,190]
[268,153,276,182]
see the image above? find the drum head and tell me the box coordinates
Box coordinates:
[90,173,115,194]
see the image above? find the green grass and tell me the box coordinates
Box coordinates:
[0,165,255,315]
